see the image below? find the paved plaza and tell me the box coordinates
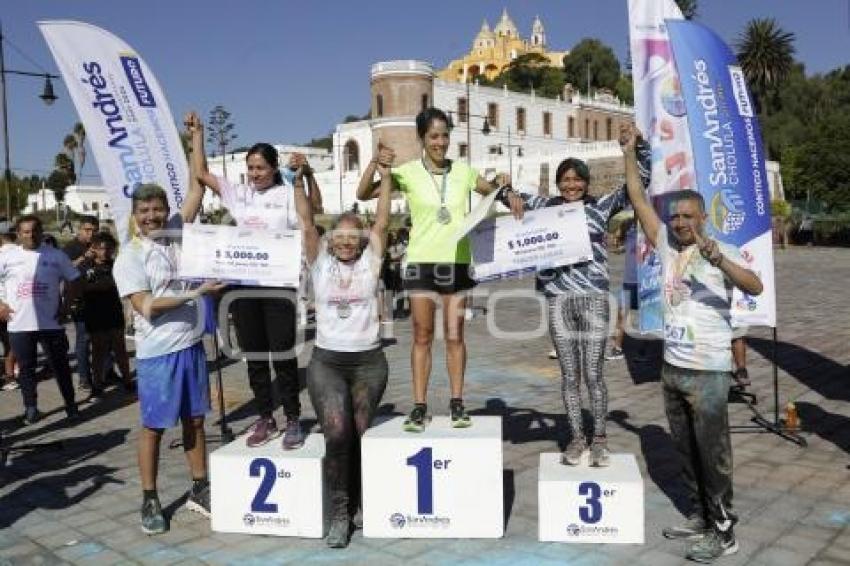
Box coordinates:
[0,246,848,565]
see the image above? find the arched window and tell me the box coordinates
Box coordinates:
[376,94,384,118]
[344,140,360,172]
[421,94,429,111]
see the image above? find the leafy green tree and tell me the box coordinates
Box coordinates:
[615,75,634,105]
[477,53,566,99]
[562,38,621,94]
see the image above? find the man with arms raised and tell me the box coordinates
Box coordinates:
[621,125,763,563]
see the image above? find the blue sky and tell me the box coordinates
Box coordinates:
[4,0,849,183]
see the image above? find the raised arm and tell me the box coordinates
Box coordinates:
[181,113,206,222]
[620,124,661,248]
[368,153,393,259]
[356,141,398,200]
[290,152,324,213]
[293,166,320,265]
[186,111,222,196]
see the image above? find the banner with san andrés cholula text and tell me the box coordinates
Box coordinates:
[667,20,776,327]
[39,20,188,243]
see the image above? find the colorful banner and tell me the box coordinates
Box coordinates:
[628,0,692,333]
[667,20,776,327]
[39,21,189,243]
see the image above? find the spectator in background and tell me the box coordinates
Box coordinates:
[0,215,80,424]
[79,231,133,397]
[63,215,100,392]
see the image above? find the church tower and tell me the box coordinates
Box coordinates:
[493,8,518,38]
[531,15,546,48]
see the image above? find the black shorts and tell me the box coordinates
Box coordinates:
[402,263,476,295]
[621,283,639,311]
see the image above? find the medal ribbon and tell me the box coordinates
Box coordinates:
[422,158,450,209]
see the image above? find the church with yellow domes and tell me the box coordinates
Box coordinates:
[437,9,569,83]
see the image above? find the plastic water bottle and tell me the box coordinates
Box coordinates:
[784,402,799,430]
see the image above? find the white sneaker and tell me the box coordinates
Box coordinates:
[548,349,558,359]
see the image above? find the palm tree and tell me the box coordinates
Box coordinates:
[73,122,86,179]
[674,0,698,20]
[736,18,796,116]
[63,134,78,175]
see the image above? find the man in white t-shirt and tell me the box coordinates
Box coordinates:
[0,215,81,425]
[114,181,223,536]
[622,126,763,563]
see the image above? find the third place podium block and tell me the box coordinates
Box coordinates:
[362,416,503,538]
[538,452,644,544]
[210,433,326,538]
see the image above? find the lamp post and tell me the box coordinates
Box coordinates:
[447,84,491,211]
[0,21,59,219]
[497,126,523,183]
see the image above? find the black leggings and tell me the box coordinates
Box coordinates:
[232,289,300,420]
[307,347,388,519]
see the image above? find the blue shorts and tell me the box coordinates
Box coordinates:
[137,341,210,429]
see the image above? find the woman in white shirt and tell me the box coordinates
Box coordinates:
[293,145,392,548]
[189,113,322,450]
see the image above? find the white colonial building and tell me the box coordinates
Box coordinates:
[24,184,115,220]
[37,60,784,218]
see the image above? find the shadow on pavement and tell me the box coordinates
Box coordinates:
[796,401,850,455]
[609,409,690,516]
[469,398,572,451]
[0,429,129,527]
[748,337,849,402]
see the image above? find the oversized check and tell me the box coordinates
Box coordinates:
[462,202,593,282]
[179,223,302,287]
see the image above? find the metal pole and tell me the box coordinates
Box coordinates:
[0,21,12,219]
[338,142,343,213]
[508,127,513,182]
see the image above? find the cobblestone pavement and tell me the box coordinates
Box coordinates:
[1,246,848,565]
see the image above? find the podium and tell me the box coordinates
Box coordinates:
[210,433,326,538]
[538,452,644,544]
[362,416,503,538]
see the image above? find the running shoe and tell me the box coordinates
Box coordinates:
[605,347,625,361]
[560,438,586,466]
[589,436,610,467]
[246,417,280,448]
[403,404,430,433]
[140,498,168,535]
[449,399,471,428]
[663,514,709,540]
[282,419,305,450]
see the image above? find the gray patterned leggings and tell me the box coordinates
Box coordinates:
[547,293,610,442]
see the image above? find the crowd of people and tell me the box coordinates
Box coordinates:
[0,111,763,562]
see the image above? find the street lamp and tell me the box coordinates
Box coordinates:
[0,21,59,219]
[446,81,493,211]
[496,127,523,182]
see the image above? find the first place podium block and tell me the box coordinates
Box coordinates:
[210,433,326,538]
[538,452,644,544]
[362,416,503,538]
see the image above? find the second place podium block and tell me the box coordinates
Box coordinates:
[210,433,326,538]
[362,416,504,538]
